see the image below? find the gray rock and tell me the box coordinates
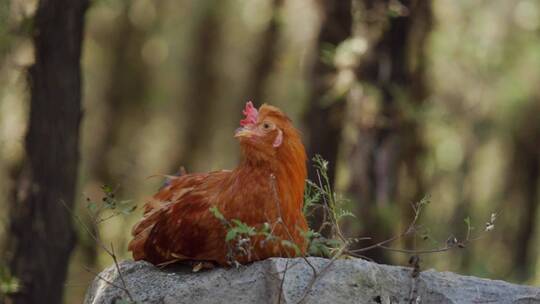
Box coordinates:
[84,257,540,304]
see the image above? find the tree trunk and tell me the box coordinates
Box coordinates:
[346,0,432,262]
[5,0,88,303]
[305,0,352,233]
[306,0,352,185]
[507,100,540,281]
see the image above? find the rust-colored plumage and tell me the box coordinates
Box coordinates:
[128,102,308,265]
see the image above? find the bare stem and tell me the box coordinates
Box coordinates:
[59,199,135,302]
[270,174,318,276]
[277,259,289,304]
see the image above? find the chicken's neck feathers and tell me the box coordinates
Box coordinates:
[231,155,305,211]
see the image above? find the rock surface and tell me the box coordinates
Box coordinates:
[84,257,540,304]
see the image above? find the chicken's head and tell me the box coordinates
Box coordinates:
[235,101,305,164]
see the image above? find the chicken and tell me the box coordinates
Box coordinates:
[128,102,308,266]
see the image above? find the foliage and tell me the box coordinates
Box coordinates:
[303,155,354,257]
[209,206,302,264]
[0,264,20,298]
[302,229,341,258]
[211,154,497,271]
[85,185,138,224]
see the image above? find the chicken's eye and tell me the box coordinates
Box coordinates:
[261,122,273,131]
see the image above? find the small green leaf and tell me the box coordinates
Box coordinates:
[102,184,113,194]
[87,201,97,212]
[325,239,343,248]
[308,239,331,257]
[209,207,225,221]
[121,205,137,215]
[260,222,270,234]
[281,240,301,255]
[225,230,237,242]
[231,219,245,227]
[336,208,356,220]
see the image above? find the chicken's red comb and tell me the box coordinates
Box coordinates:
[240,101,258,126]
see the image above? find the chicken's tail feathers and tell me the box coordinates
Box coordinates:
[128,224,154,260]
[128,200,172,259]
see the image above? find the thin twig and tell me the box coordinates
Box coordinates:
[408,274,419,304]
[315,171,329,235]
[111,243,135,302]
[83,266,129,293]
[347,231,412,254]
[96,211,123,224]
[295,246,345,304]
[347,197,429,255]
[59,199,112,256]
[269,174,318,276]
[59,199,135,302]
[277,259,289,304]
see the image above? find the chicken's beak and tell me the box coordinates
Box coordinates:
[234,127,255,138]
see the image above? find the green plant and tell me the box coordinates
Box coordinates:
[63,185,137,302]
[209,205,303,265]
[302,154,355,257]
[85,185,137,224]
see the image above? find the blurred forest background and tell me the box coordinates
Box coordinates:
[0,0,539,303]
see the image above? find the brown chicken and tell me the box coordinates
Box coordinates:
[128,102,308,266]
